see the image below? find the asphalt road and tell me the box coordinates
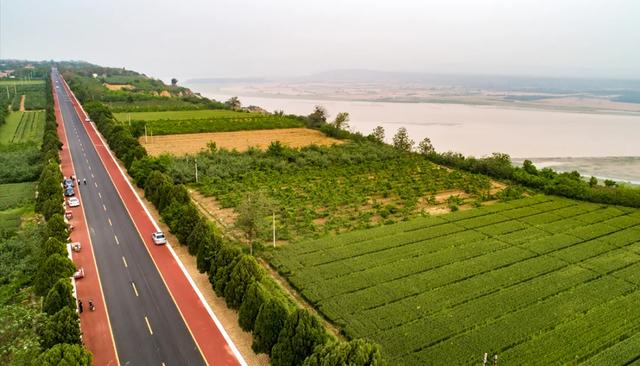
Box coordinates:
[52,70,206,366]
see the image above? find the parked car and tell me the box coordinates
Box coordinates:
[68,197,80,207]
[64,187,75,197]
[63,178,74,188]
[152,231,167,245]
[84,117,91,123]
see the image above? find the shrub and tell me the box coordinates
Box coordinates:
[42,279,75,315]
[238,281,271,332]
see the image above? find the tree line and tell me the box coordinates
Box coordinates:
[0,73,92,365]
[77,76,384,364]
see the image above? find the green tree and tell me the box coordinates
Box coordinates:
[169,203,201,244]
[252,297,290,355]
[44,214,68,243]
[186,219,211,256]
[333,112,350,130]
[303,339,384,366]
[235,192,273,255]
[238,281,271,332]
[209,245,242,296]
[307,105,328,128]
[589,176,598,187]
[604,179,617,187]
[392,127,414,152]
[40,237,66,261]
[0,304,46,365]
[171,78,178,86]
[42,279,75,315]
[523,160,538,175]
[35,343,92,365]
[41,198,64,222]
[417,137,434,155]
[196,231,220,273]
[271,309,329,366]
[35,254,75,296]
[224,255,264,309]
[39,307,82,350]
[371,126,385,143]
[226,96,241,110]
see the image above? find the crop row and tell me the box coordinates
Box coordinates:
[398,277,634,365]
[342,255,568,335]
[139,115,304,135]
[317,246,535,314]
[378,265,600,358]
[501,290,640,365]
[297,238,511,301]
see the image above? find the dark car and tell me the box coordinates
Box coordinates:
[64,187,75,197]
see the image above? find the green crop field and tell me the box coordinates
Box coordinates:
[0,80,46,110]
[0,111,45,144]
[269,195,640,365]
[0,182,35,211]
[180,141,496,241]
[114,109,304,135]
[113,109,254,121]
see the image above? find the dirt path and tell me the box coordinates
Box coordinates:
[19,95,25,112]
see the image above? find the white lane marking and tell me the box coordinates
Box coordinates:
[94,182,98,188]
[144,316,154,335]
[103,204,107,211]
[85,158,89,163]
[114,235,119,245]
[122,256,128,268]
[98,192,102,199]
[88,165,92,170]
[91,173,95,178]
[131,282,139,297]
[108,218,112,226]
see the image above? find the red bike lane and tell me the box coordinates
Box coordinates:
[52,77,120,366]
[58,76,245,365]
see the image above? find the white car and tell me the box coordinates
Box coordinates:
[84,117,91,123]
[152,231,167,245]
[68,197,80,207]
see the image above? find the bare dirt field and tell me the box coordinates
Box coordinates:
[141,128,343,156]
[104,83,134,91]
[19,95,25,112]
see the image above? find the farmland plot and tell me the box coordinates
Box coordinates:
[269,195,640,364]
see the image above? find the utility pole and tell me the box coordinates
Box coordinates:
[144,125,148,144]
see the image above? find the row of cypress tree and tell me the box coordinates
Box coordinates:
[70,69,383,365]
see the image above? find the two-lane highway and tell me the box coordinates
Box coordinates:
[52,70,206,365]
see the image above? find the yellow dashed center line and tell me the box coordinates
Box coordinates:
[144,316,154,335]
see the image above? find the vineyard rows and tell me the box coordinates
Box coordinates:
[11,111,44,144]
[270,195,640,364]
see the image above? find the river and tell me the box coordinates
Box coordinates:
[185,84,640,183]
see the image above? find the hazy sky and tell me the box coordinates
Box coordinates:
[2,0,639,80]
